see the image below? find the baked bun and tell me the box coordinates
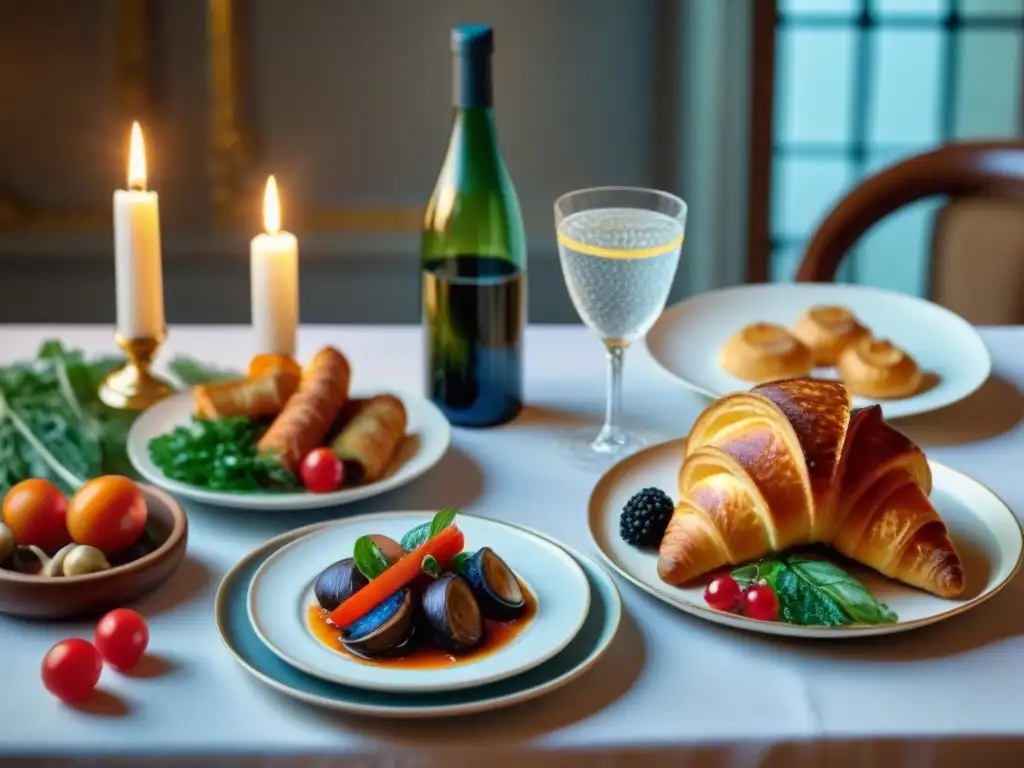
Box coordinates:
[719,322,813,383]
[791,305,870,366]
[836,336,921,399]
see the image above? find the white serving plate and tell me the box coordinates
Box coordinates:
[215,520,621,718]
[645,283,991,419]
[127,389,451,511]
[589,438,1022,639]
[247,511,592,692]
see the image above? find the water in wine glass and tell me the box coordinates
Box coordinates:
[557,207,684,342]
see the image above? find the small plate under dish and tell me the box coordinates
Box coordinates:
[217,522,620,718]
[248,511,592,692]
[127,389,451,511]
[645,283,991,420]
[589,438,1023,638]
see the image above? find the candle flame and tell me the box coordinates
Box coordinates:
[128,121,147,190]
[263,175,281,235]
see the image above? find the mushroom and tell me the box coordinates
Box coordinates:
[41,543,77,577]
[4,545,45,575]
[62,546,111,577]
[0,523,14,565]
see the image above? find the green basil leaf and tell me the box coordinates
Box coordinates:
[421,555,442,579]
[353,536,392,580]
[400,522,431,553]
[731,564,761,585]
[428,508,458,539]
[400,508,458,552]
[731,559,784,588]
[450,552,471,574]
[784,557,898,625]
[774,564,852,627]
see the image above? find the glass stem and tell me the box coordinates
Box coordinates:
[596,343,626,445]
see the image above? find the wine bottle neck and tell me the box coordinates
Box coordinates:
[452,52,492,109]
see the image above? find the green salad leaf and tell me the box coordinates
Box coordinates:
[732,555,898,627]
[0,341,240,497]
[146,416,300,492]
[0,341,135,495]
[353,536,393,580]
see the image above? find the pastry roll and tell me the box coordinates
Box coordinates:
[257,347,352,473]
[330,394,408,484]
[193,372,299,420]
[719,323,813,383]
[836,336,922,399]
[791,305,870,366]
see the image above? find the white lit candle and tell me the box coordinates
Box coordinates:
[113,122,165,340]
[250,175,299,356]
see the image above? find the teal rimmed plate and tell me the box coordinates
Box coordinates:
[215,521,622,718]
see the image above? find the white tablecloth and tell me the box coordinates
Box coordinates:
[0,324,1022,767]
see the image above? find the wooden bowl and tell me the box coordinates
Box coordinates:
[0,484,188,619]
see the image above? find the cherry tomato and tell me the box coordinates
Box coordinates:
[67,475,147,555]
[41,638,102,704]
[703,575,741,612]
[741,584,779,622]
[94,608,149,672]
[300,448,344,494]
[2,478,71,553]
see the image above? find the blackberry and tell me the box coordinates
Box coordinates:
[619,487,674,548]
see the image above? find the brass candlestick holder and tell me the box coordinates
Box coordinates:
[98,331,175,411]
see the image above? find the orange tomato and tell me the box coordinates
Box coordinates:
[2,478,70,554]
[66,476,147,555]
[249,353,302,381]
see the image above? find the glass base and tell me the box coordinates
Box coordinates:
[556,425,654,473]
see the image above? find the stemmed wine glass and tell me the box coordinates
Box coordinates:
[554,187,687,471]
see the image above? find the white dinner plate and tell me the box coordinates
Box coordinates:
[127,390,451,511]
[645,283,991,419]
[588,438,1023,639]
[247,511,592,692]
[216,520,621,718]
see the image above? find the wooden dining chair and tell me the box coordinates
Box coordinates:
[795,141,1024,324]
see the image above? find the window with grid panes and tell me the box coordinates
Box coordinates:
[771,0,1024,295]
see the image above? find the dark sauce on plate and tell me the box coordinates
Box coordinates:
[307,584,538,669]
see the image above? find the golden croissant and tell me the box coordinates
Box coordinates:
[658,378,964,598]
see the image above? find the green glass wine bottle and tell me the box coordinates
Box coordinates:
[421,24,527,428]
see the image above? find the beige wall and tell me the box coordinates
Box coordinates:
[0,0,749,324]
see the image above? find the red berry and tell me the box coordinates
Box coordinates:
[741,584,779,621]
[41,638,102,703]
[300,448,344,494]
[95,608,150,672]
[703,576,742,612]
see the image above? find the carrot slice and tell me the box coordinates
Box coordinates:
[329,525,466,628]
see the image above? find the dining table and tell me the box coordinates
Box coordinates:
[0,322,1021,768]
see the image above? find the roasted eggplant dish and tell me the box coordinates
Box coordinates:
[308,509,534,663]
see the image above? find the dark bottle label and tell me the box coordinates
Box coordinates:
[422,255,524,427]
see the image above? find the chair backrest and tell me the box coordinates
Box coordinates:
[929,197,1024,324]
[796,141,1024,323]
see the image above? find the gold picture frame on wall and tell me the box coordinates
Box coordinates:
[206,0,422,233]
[0,0,153,232]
